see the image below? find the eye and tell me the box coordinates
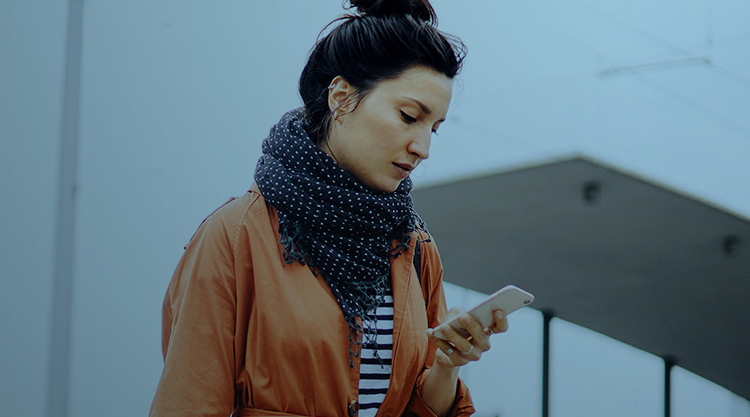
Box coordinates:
[400,111,417,123]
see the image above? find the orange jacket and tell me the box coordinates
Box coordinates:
[150,186,475,417]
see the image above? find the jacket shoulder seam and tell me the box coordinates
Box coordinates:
[229,190,262,253]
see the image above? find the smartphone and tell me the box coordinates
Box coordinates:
[445,285,535,338]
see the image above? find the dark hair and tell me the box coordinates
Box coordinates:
[299,0,466,144]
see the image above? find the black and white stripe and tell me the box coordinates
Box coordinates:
[358,288,394,417]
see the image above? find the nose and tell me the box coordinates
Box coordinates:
[408,130,431,161]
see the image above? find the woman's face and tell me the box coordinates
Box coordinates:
[322,66,453,193]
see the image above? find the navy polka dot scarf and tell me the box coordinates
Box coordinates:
[255,108,422,363]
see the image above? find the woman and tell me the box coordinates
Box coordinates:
[150,1,508,416]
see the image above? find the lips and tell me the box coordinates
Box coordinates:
[393,162,415,179]
[394,162,415,172]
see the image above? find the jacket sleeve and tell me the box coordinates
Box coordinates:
[403,232,475,417]
[149,201,241,417]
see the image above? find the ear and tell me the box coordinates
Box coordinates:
[327,76,355,114]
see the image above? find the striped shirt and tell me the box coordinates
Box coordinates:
[357,287,394,417]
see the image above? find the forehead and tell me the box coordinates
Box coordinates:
[368,66,453,115]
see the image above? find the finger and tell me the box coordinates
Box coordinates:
[426,328,454,353]
[427,329,467,365]
[459,314,491,352]
[488,309,509,334]
[434,321,475,356]
[445,306,466,320]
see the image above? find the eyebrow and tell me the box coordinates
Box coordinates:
[404,97,432,115]
[404,97,446,122]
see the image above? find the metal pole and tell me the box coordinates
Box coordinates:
[664,357,675,417]
[47,1,83,416]
[542,311,553,417]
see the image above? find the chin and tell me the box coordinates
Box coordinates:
[366,181,399,194]
[380,181,402,194]
[359,174,403,193]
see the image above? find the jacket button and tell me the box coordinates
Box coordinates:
[348,400,359,417]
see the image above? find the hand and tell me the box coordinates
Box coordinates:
[426,308,509,367]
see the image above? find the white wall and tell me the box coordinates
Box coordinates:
[68,2,343,415]
[1,1,748,416]
[0,1,68,416]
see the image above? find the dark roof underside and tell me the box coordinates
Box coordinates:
[412,156,750,401]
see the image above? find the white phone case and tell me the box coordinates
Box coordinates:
[447,284,535,338]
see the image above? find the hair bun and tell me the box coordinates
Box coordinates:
[349,0,436,22]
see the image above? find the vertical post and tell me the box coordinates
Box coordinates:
[47,1,83,417]
[663,357,675,417]
[542,311,554,417]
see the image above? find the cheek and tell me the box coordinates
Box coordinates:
[365,115,404,151]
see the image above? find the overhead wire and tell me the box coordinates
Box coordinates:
[470,0,750,138]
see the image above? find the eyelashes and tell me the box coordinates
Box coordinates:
[400,110,417,123]
[401,110,439,135]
